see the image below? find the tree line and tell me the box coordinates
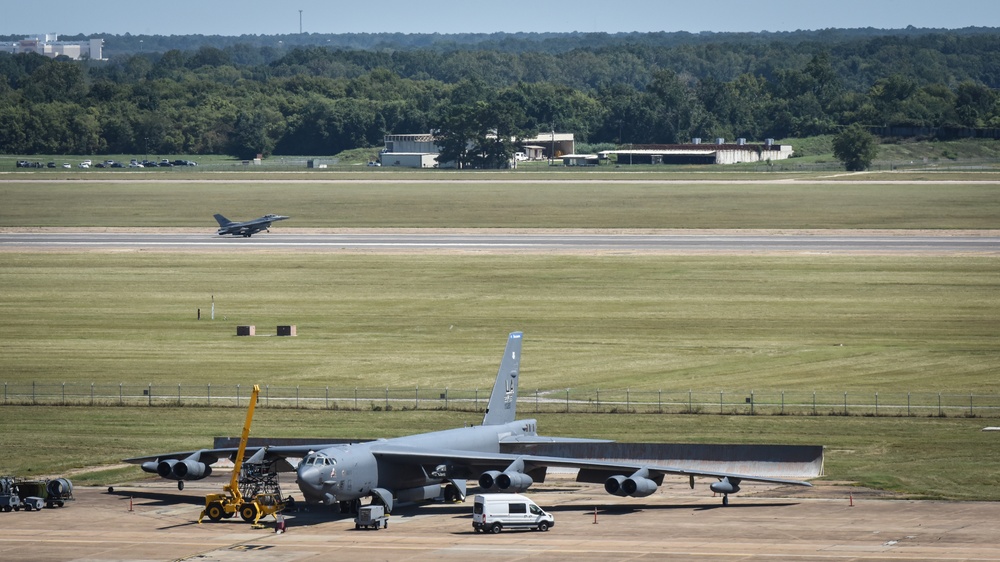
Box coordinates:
[0,30,997,159]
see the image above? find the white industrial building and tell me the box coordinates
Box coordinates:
[0,35,104,60]
[599,139,793,165]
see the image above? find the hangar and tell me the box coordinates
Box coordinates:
[601,139,793,165]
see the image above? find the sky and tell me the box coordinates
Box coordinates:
[1,0,996,36]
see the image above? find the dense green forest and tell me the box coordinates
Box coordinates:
[1,29,997,158]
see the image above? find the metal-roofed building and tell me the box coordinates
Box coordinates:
[600,140,793,165]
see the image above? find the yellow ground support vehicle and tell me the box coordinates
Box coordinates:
[198,384,284,526]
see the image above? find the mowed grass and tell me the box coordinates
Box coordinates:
[2,178,999,228]
[1,254,997,392]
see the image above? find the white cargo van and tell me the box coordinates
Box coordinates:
[472,493,554,533]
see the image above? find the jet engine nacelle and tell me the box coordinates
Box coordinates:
[604,475,629,497]
[479,470,502,491]
[173,459,211,480]
[710,478,741,495]
[622,476,658,498]
[479,470,533,492]
[605,475,658,497]
[496,471,533,492]
[153,458,212,480]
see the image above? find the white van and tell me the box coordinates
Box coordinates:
[472,493,554,533]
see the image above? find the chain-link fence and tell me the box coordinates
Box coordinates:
[3,382,998,418]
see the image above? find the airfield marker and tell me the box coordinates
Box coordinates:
[849,493,854,507]
[593,507,598,524]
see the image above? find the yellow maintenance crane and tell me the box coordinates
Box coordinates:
[198,384,284,526]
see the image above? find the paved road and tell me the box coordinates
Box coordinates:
[2,231,998,254]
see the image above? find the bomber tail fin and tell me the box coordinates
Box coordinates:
[482,331,523,426]
[213,214,232,227]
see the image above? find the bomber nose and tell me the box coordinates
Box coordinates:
[297,465,320,488]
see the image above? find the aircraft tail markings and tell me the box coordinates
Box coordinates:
[482,331,522,426]
[213,214,232,227]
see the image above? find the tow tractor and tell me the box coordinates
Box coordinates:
[198,384,285,527]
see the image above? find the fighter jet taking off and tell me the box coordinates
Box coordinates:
[214,214,289,237]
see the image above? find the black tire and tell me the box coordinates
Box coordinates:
[23,505,32,512]
[355,523,361,530]
[474,527,481,533]
[538,521,550,532]
[490,523,502,534]
[239,503,259,522]
[178,481,185,491]
[722,495,729,506]
[206,502,225,522]
[107,486,114,493]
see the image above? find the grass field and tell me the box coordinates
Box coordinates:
[1,169,998,500]
[2,177,1000,229]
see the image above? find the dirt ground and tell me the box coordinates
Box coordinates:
[3,473,999,561]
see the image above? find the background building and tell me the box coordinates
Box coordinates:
[0,35,104,60]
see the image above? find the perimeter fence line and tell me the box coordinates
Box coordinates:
[3,382,999,418]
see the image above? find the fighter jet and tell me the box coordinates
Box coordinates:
[125,332,814,512]
[213,214,289,237]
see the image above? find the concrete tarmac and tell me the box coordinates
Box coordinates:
[2,474,999,561]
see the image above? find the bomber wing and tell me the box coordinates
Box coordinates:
[368,443,815,489]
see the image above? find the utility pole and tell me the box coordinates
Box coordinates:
[299,10,303,34]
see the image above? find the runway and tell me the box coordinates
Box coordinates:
[2,231,998,254]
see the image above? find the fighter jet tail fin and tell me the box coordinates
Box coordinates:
[482,332,523,426]
[213,214,232,227]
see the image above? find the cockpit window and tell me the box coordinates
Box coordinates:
[305,455,335,466]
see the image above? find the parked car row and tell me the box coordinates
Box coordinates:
[15,158,198,169]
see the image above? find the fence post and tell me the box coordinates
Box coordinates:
[907,392,911,416]
[148,383,152,406]
[91,383,95,406]
[62,382,65,406]
[208,383,211,406]
[971,393,974,417]
[566,389,570,413]
[119,383,123,406]
[627,388,631,412]
[32,381,36,405]
[296,385,300,408]
[178,383,181,406]
[720,391,724,414]
[355,387,358,409]
[689,390,692,413]
[4,382,6,405]
[938,393,942,417]
[326,386,329,409]
[237,384,241,408]
[415,386,419,409]
[596,388,600,412]
[844,391,847,415]
[658,389,662,413]
[813,391,816,415]
[385,387,389,411]
[534,389,537,413]
[750,390,754,415]
[875,392,878,416]
[781,390,784,415]
[266,384,270,407]
[445,387,449,410]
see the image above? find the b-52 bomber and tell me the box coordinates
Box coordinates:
[126,332,813,512]
[214,213,289,237]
